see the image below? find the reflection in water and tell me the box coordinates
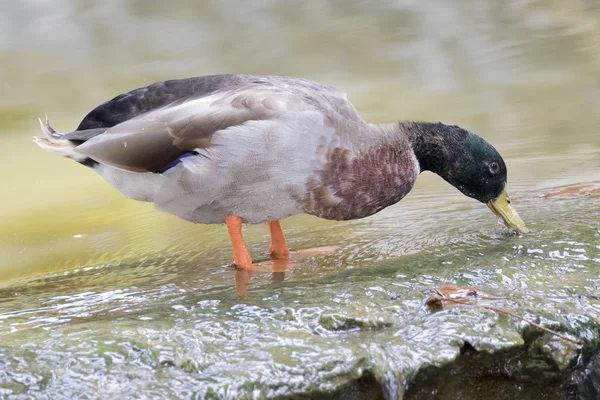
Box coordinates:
[234,246,339,294]
[1,0,600,397]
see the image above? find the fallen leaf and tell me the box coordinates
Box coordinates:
[423,285,583,345]
[541,182,600,199]
[426,285,485,310]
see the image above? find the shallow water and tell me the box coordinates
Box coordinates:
[1,1,600,398]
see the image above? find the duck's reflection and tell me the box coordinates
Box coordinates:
[234,246,338,294]
[234,257,294,294]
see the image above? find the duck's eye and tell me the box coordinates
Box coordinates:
[489,162,500,175]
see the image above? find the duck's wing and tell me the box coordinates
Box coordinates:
[76,75,244,130]
[66,75,360,173]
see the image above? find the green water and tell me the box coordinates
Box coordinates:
[1,1,600,398]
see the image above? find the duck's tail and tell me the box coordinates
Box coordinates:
[33,115,82,160]
[33,115,97,165]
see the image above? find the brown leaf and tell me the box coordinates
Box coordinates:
[426,285,485,310]
[422,285,583,345]
[541,182,600,199]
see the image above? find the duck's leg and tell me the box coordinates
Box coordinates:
[225,216,253,270]
[267,220,290,259]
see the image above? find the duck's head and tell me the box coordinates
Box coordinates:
[405,122,529,233]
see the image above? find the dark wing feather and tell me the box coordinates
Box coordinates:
[76,74,245,130]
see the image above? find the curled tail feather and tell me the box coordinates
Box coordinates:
[38,114,64,142]
[33,115,88,162]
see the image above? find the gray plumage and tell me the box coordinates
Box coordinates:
[35,74,420,224]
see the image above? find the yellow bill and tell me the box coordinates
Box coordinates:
[487,187,529,233]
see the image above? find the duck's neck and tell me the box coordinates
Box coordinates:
[399,121,469,176]
[356,121,464,175]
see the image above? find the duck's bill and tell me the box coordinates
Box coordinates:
[487,188,529,234]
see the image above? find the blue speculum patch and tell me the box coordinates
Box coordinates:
[156,152,198,173]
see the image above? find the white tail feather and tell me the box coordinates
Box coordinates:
[34,116,87,162]
[37,115,64,143]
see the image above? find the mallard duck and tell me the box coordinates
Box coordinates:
[35,74,528,269]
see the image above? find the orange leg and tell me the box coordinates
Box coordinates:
[225,216,253,270]
[267,220,290,259]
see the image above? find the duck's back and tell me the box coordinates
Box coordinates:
[76,74,360,131]
[56,74,362,172]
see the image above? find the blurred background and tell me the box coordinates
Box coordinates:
[1,0,599,282]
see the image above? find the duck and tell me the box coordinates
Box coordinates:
[34,74,528,269]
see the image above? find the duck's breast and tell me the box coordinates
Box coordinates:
[298,136,420,221]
